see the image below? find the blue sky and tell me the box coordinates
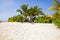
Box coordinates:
[0,0,55,20]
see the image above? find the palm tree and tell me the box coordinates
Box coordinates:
[48,0,60,11]
[16,4,43,23]
[27,6,43,22]
[48,0,60,21]
[16,4,28,22]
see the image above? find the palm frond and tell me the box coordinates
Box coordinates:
[16,9,22,14]
[21,4,28,12]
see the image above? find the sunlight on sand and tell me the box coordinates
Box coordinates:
[0,22,60,40]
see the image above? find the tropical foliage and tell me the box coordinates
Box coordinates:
[8,0,60,28]
[16,4,28,22]
[48,0,60,11]
[8,15,23,22]
[54,16,60,28]
[50,13,57,21]
[34,14,52,23]
[48,0,60,28]
[16,4,43,22]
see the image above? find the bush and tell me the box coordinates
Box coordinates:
[54,16,60,28]
[34,17,44,23]
[8,15,23,22]
[34,17,52,23]
[8,15,29,22]
[53,12,60,29]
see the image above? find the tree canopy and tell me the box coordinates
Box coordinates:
[16,4,44,22]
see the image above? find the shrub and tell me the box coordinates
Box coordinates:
[34,17,44,23]
[53,12,60,29]
[54,16,60,28]
[8,15,23,22]
[50,13,57,21]
[34,17,52,23]
[8,15,29,22]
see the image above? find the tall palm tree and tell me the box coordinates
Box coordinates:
[16,4,28,22]
[27,6,43,22]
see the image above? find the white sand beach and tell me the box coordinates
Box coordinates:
[0,22,60,40]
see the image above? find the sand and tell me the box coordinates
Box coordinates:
[0,22,60,40]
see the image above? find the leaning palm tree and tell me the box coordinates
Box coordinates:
[16,4,28,22]
[27,6,43,22]
[48,0,60,20]
[48,0,60,11]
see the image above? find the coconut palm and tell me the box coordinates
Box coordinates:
[27,6,43,22]
[48,0,60,21]
[16,4,28,22]
[16,4,43,23]
[48,0,60,11]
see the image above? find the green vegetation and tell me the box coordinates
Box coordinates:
[16,4,43,22]
[34,14,52,23]
[53,12,60,28]
[8,15,23,22]
[54,16,60,28]
[8,0,60,28]
[48,0,60,28]
[16,4,28,22]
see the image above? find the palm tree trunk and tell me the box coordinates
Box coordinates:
[30,15,33,23]
[23,16,26,22]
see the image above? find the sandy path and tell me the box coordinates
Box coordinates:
[0,22,60,40]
